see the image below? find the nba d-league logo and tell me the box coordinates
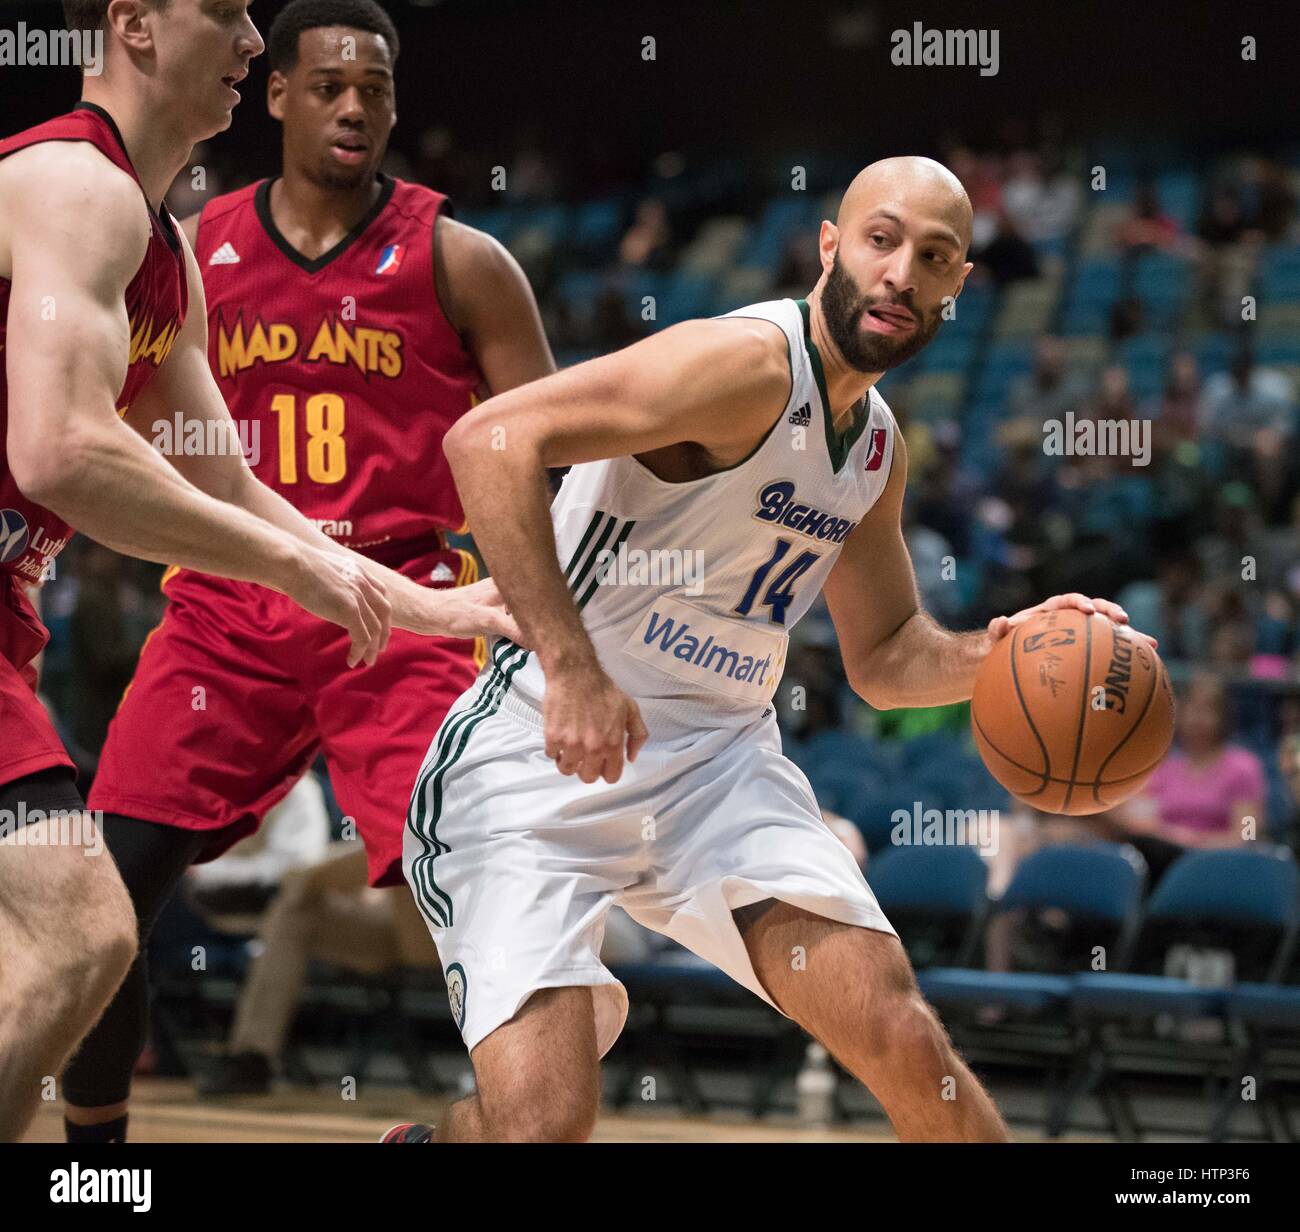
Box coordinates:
[0,509,30,564]
[445,963,468,1031]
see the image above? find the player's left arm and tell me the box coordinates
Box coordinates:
[127,227,521,645]
[822,431,1136,710]
[436,216,555,393]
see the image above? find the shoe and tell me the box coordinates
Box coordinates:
[197,1051,273,1097]
[381,1122,434,1143]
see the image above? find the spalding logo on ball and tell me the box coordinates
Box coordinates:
[972,609,1175,816]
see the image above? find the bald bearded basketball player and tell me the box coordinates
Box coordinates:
[388,157,1143,1143]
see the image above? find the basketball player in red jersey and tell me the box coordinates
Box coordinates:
[61,0,555,1138]
[0,0,520,1143]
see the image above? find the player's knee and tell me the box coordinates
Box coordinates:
[64,853,139,993]
[862,983,951,1073]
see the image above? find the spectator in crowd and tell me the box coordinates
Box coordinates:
[1114,182,1181,255]
[618,197,674,270]
[1202,350,1297,446]
[1277,732,1300,855]
[903,495,961,625]
[1197,186,1251,248]
[946,145,1003,251]
[1116,552,1212,664]
[1000,150,1080,244]
[1148,350,1205,450]
[1107,294,1145,342]
[1004,336,1087,436]
[1088,363,1140,423]
[973,209,1040,287]
[1108,675,1265,881]
[196,794,434,1096]
[1238,155,1298,241]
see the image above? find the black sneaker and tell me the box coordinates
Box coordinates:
[381,1122,434,1143]
[197,1051,273,1097]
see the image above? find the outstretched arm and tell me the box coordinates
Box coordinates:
[2,144,386,666]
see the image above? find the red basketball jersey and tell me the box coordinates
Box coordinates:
[0,103,188,588]
[194,176,483,554]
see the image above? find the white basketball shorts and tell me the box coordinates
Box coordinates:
[402,673,896,1058]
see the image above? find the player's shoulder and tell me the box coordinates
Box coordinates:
[383,175,446,225]
[867,383,899,430]
[0,140,148,266]
[0,137,140,211]
[195,180,261,229]
[679,308,792,379]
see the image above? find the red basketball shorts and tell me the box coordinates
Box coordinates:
[0,572,74,788]
[87,546,482,887]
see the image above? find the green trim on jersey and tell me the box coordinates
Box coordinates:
[406,511,635,928]
[796,298,869,474]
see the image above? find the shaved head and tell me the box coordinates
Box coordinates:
[813,154,974,374]
[837,156,973,253]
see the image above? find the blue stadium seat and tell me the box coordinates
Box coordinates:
[920,843,1147,1020]
[1053,846,1299,1139]
[570,198,623,252]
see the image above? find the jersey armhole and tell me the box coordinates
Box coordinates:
[430,203,464,344]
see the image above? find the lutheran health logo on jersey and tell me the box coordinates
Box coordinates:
[208,241,240,266]
[0,508,30,563]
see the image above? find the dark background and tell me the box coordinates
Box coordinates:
[2,0,1295,195]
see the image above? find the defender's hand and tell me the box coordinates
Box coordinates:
[415,577,527,644]
[543,660,648,784]
[287,546,392,668]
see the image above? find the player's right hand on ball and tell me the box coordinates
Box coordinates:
[289,546,392,668]
[543,660,648,784]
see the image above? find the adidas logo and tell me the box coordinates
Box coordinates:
[208,242,240,266]
[430,562,456,584]
[788,402,812,427]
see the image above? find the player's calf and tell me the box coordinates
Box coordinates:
[450,987,601,1142]
[0,814,137,1140]
[736,900,1009,1142]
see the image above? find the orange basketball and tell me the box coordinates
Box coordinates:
[971,609,1175,816]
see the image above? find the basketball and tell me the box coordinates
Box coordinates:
[971,609,1175,816]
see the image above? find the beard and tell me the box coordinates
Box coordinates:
[821,251,943,372]
[312,158,374,191]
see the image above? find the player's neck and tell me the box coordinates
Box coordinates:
[804,289,882,432]
[270,171,384,258]
[77,84,193,212]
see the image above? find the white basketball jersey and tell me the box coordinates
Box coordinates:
[499,297,898,728]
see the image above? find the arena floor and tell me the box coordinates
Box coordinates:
[23,1078,1107,1143]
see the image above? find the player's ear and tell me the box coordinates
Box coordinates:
[267,71,287,120]
[105,0,157,56]
[818,220,839,272]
